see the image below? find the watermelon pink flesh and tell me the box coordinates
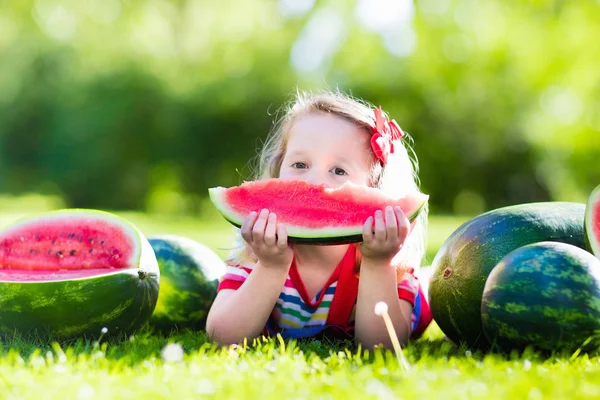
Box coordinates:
[0,217,135,282]
[209,179,428,238]
[589,187,600,256]
[593,202,600,246]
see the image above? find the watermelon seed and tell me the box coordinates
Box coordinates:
[89,249,94,253]
[29,249,38,255]
[70,250,76,256]
[100,240,105,245]
[56,251,64,258]
[34,235,40,240]
[68,233,74,239]
[442,267,453,279]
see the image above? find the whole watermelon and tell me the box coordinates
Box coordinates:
[429,202,586,348]
[148,235,225,332]
[482,241,600,353]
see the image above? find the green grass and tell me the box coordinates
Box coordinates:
[2,203,600,399]
[1,327,600,399]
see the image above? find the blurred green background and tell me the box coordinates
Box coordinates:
[1,0,599,256]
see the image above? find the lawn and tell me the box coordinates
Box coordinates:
[1,200,599,399]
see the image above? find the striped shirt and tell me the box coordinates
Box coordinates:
[217,246,427,336]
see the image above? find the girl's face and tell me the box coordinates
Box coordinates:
[279,112,374,188]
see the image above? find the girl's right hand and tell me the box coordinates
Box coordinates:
[241,209,293,270]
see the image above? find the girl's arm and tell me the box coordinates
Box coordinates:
[356,205,413,350]
[354,260,413,349]
[205,262,290,345]
[206,209,293,345]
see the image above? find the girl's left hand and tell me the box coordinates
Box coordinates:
[360,206,410,263]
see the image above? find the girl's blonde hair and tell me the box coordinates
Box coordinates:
[227,89,428,270]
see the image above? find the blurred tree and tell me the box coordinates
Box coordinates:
[0,0,599,214]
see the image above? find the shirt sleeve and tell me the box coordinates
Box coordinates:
[397,268,419,306]
[217,263,255,292]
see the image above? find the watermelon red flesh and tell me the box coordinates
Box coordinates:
[0,211,139,282]
[586,184,600,257]
[209,179,428,243]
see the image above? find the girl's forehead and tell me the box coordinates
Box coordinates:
[287,113,370,145]
[285,113,373,162]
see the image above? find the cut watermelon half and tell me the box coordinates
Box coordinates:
[586,184,600,258]
[208,179,429,244]
[0,209,160,338]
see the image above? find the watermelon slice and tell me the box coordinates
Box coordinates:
[208,179,429,244]
[0,209,160,339]
[586,184,600,258]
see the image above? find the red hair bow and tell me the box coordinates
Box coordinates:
[369,107,404,165]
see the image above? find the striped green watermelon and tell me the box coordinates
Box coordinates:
[482,241,600,352]
[429,202,586,349]
[148,235,225,332]
[586,184,600,258]
[0,209,160,339]
[209,179,428,245]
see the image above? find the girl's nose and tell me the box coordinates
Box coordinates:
[305,169,327,186]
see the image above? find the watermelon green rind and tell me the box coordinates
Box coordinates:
[481,242,600,352]
[0,209,160,338]
[148,235,224,332]
[429,202,587,349]
[585,184,600,258]
[208,182,428,244]
[0,267,159,338]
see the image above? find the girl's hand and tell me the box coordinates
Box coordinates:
[241,209,293,269]
[360,206,410,263]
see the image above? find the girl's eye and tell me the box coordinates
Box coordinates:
[331,167,347,176]
[292,162,308,169]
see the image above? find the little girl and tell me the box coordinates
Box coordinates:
[206,90,432,350]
